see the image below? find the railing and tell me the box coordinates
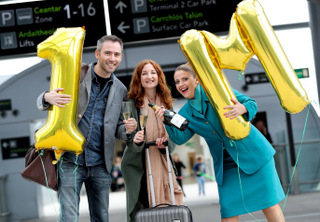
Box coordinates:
[273,139,320,193]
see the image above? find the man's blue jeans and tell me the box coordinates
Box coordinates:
[58,160,112,222]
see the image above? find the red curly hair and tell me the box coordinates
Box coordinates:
[127,59,174,109]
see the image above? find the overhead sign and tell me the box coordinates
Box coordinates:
[0,0,106,58]
[1,136,30,160]
[245,68,309,85]
[108,0,242,43]
[244,72,269,85]
[0,99,11,111]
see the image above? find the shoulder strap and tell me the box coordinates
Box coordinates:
[80,62,89,82]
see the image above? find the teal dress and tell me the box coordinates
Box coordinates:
[165,85,284,218]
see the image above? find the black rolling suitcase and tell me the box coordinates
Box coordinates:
[135,141,193,222]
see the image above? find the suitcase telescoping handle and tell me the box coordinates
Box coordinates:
[145,140,176,207]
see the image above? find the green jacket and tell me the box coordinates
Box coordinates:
[121,99,176,222]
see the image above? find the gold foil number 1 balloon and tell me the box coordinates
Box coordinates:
[35,27,86,161]
[179,0,309,140]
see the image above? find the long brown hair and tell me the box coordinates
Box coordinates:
[127,59,174,109]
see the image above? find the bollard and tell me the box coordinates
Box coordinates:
[0,174,9,222]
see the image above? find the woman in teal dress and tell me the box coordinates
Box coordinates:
[156,63,285,222]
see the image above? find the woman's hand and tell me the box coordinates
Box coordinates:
[133,129,145,144]
[156,137,167,149]
[223,98,247,120]
[154,105,165,121]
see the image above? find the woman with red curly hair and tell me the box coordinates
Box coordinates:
[121,59,183,222]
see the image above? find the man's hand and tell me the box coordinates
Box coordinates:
[44,88,72,108]
[124,118,137,133]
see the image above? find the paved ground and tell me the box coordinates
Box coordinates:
[108,190,320,222]
[21,180,320,222]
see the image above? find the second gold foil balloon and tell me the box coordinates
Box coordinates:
[236,0,309,113]
[179,0,309,140]
[35,27,86,161]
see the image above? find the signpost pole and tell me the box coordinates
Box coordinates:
[285,112,300,194]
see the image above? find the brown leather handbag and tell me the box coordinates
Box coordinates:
[20,145,58,191]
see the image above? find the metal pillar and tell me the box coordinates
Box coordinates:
[0,174,9,222]
[308,1,320,108]
[285,113,300,194]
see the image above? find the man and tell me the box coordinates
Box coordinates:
[254,119,273,145]
[192,155,206,196]
[37,35,137,222]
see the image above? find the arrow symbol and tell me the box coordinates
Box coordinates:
[118,21,130,34]
[2,141,9,148]
[245,76,252,83]
[115,1,127,14]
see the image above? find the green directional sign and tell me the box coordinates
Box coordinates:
[244,68,309,85]
[295,68,309,79]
